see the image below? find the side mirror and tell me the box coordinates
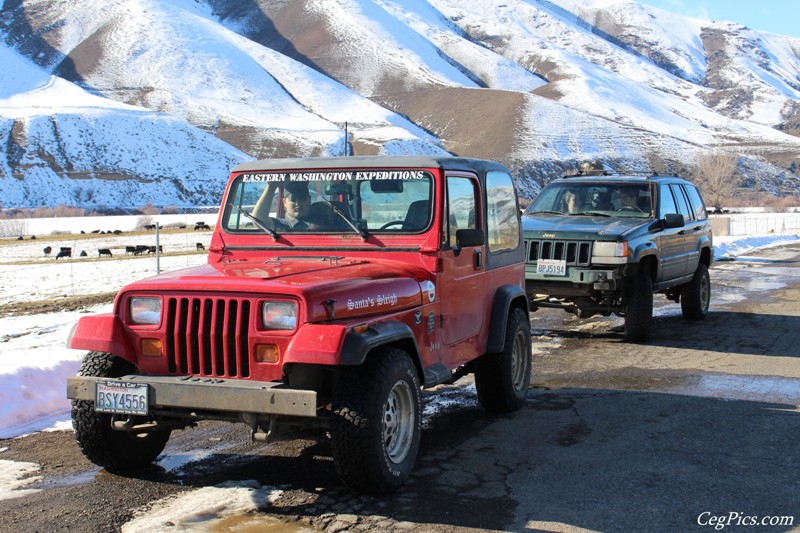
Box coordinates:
[456,228,485,248]
[663,213,685,228]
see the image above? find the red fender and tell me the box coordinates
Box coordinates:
[68,314,136,365]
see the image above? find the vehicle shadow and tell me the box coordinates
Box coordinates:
[26,387,798,532]
[209,388,800,532]
[536,310,800,358]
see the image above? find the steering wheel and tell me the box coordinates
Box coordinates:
[379,220,406,230]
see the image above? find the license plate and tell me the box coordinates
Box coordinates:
[537,259,567,276]
[96,381,149,416]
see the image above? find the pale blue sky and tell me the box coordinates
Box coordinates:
[637,0,800,38]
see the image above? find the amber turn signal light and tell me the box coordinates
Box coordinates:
[141,338,163,357]
[255,344,279,363]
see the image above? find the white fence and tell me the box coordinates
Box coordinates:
[715,213,800,236]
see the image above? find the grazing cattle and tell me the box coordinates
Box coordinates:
[196,242,205,251]
[194,222,210,231]
[98,248,113,258]
[125,245,136,255]
[144,224,156,230]
[80,230,86,234]
[113,229,123,235]
[147,245,163,254]
[30,235,36,240]
[80,250,88,257]
[17,236,23,240]
[134,245,149,255]
[91,229,101,234]
[43,246,52,256]
[56,247,72,260]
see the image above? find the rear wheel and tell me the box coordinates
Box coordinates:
[623,272,653,342]
[331,348,422,493]
[475,307,532,413]
[681,263,711,320]
[71,351,171,471]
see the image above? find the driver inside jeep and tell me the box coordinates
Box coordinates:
[277,181,318,230]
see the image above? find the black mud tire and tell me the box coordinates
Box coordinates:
[623,272,653,342]
[474,307,532,413]
[71,351,171,471]
[680,263,711,320]
[331,348,422,494]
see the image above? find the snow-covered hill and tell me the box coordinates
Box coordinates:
[1,0,799,207]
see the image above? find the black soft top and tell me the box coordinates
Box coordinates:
[232,155,509,175]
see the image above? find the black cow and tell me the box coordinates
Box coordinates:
[125,246,136,255]
[98,248,112,258]
[134,245,149,255]
[56,247,72,259]
[147,245,163,254]
[43,246,52,256]
[196,242,205,251]
[80,250,88,257]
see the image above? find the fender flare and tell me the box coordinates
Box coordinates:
[67,314,136,365]
[340,320,421,368]
[486,285,529,354]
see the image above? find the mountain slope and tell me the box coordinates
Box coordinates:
[0,44,248,208]
[1,0,799,208]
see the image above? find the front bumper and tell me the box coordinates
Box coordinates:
[67,375,317,417]
[525,265,619,291]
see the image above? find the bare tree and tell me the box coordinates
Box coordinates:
[692,152,740,211]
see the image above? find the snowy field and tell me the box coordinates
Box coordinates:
[0,218,798,526]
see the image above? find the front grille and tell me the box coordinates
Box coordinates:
[166,296,251,378]
[526,239,592,266]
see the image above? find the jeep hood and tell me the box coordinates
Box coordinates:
[522,214,647,239]
[119,257,426,323]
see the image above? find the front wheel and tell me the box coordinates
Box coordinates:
[331,348,422,493]
[71,351,171,471]
[681,263,711,320]
[475,307,532,413]
[623,272,653,342]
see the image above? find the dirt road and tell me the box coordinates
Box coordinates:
[1,244,799,532]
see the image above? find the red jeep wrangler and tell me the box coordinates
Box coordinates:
[67,156,530,493]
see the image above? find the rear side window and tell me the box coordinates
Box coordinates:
[684,184,708,220]
[670,184,693,220]
[486,171,520,253]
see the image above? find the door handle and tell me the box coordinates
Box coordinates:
[474,248,483,270]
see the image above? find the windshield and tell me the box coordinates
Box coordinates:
[223,169,433,235]
[526,181,652,218]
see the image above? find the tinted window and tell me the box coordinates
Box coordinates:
[659,184,678,216]
[684,184,708,220]
[486,171,520,253]
[670,184,693,220]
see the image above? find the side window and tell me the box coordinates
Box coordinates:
[486,171,520,254]
[670,184,693,220]
[446,177,478,247]
[684,184,708,220]
[658,184,678,217]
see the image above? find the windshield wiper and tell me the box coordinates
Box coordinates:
[572,211,611,217]
[529,210,565,215]
[232,205,280,240]
[322,198,368,240]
